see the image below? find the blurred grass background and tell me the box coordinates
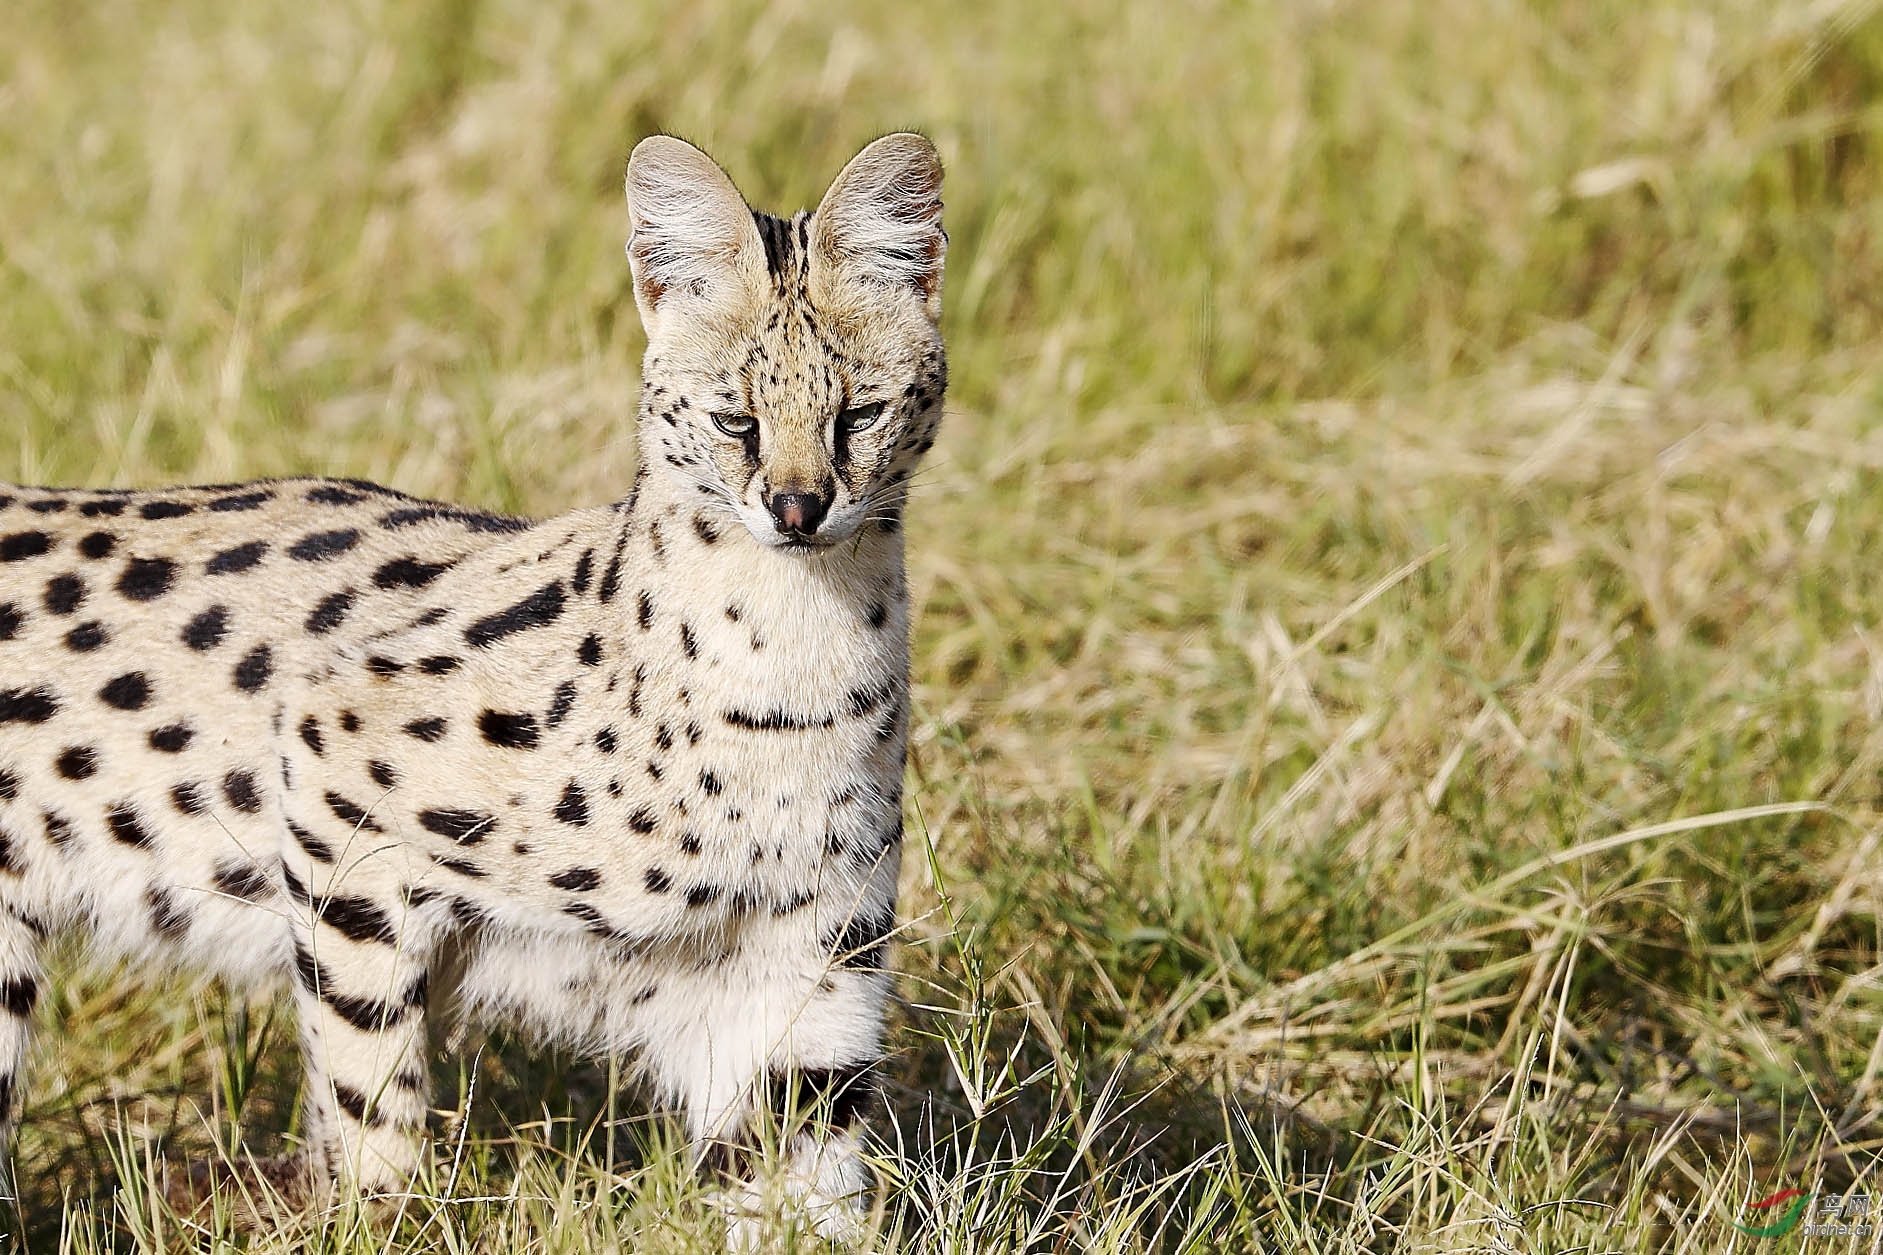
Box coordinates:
[6,0,1883,1249]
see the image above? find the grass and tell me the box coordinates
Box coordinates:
[5,0,1883,1248]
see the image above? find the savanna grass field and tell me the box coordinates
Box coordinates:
[5,1,1883,1250]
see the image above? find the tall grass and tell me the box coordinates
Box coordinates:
[5,0,1883,1248]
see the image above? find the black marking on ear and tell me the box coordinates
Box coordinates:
[207,540,268,574]
[465,582,565,648]
[289,529,361,561]
[418,809,494,845]
[117,557,177,601]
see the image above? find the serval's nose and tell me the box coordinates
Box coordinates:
[767,492,829,537]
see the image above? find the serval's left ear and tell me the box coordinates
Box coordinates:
[810,133,946,322]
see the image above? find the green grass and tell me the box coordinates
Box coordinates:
[6,0,1883,1248]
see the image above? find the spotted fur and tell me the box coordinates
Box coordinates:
[0,133,945,1243]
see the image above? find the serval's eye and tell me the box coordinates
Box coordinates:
[837,402,886,434]
[712,413,758,439]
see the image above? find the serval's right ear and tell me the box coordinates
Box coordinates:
[624,136,766,337]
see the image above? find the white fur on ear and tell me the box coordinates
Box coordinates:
[811,133,946,319]
[624,136,765,334]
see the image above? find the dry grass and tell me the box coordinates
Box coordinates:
[6,0,1883,1249]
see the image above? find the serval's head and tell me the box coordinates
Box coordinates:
[625,133,946,551]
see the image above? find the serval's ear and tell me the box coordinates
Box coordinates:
[810,133,946,322]
[624,136,766,336]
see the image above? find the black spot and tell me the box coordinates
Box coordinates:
[685,884,720,908]
[145,886,191,938]
[306,589,355,634]
[418,808,494,845]
[0,688,58,724]
[628,807,658,833]
[64,620,106,652]
[206,541,268,574]
[546,680,578,728]
[331,1081,380,1126]
[655,724,674,751]
[373,556,452,589]
[404,717,447,742]
[212,859,275,900]
[478,709,539,750]
[577,634,603,666]
[78,531,117,559]
[550,866,601,892]
[0,769,15,801]
[306,484,366,505]
[325,791,383,832]
[106,802,155,847]
[724,604,741,622]
[432,853,486,878]
[598,535,627,602]
[679,622,699,659]
[171,781,207,815]
[148,723,192,752]
[636,590,654,630]
[183,605,230,650]
[208,490,272,512]
[643,867,672,894]
[288,819,333,862]
[0,532,54,562]
[79,499,125,517]
[0,603,20,640]
[571,548,594,594]
[700,770,722,796]
[223,769,262,813]
[26,499,65,515]
[99,672,151,710]
[418,655,460,675]
[314,894,398,944]
[339,710,361,732]
[55,745,98,780]
[289,529,360,561]
[42,810,74,847]
[847,679,893,718]
[380,505,528,534]
[554,781,590,826]
[867,601,888,629]
[367,760,398,788]
[0,974,37,1017]
[595,727,618,754]
[140,500,193,520]
[234,644,274,692]
[366,655,403,678]
[692,514,720,544]
[43,573,84,615]
[464,582,565,649]
[116,556,177,601]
